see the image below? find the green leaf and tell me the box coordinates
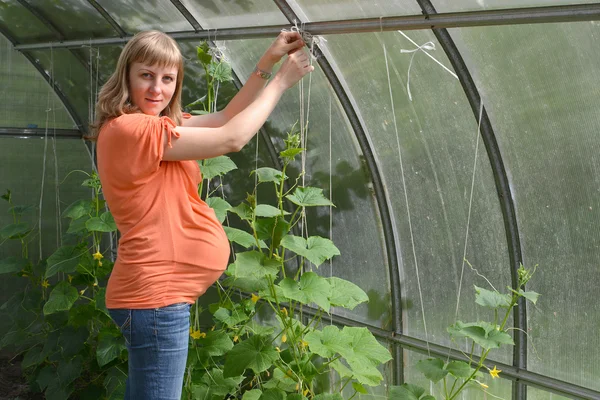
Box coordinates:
[252,167,287,183]
[94,287,110,318]
[389,384,426,400]
[197,330,234,358]
[255,204,289,218]
[214,306,249,327]
[209,61,233,83]
[304,325,351,358]
[280,235,340,268]
[57,356,83,386]
[243,390,263,400]
[286,187,333,207]
[446,360,472,379]
[9,205,36,216]
[206,197,231,223]
[45,380,73,400]
[58,326,89,358]
[0,223,30,239]
[196,43,212,65]
[228,251,279,280]
[416,358,447,383]
[259,388,286,400]
[104,366,127,400]
[1,189,11,202]
[313,394,343,400]
[62,199,93,220]
[223,335,279,377]
[86,211,117,232]
[253,217,290,249]
[46,245,83,278]
[286,394,307,400]
[0,256,28,274]
[518,289,540,304]
[340,326,393,367]
[36,365,56,391]
[22,345,44,369]
[43,281,79,315]
[279,148,304,162]
[199,369,244,396]
[448,321,514,350]
[185,95,207,109]
[263,368,296,392]
[474,285,512,308]
[67,216,89,234]
[224,226,266,249]
[97,330,126,367]
[230,203,253,221]
[352,382,368,394]
[199,156,237,179]
[278,272,331,310]
[326,277,368,310]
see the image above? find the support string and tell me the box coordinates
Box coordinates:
[383,42,430,355]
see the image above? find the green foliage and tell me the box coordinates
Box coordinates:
[394,263,540,399]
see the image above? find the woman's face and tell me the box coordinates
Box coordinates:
[128,62,178,116]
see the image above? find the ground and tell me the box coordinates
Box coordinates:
[0,351,42,400]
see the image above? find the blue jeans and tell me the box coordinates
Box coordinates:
[109,303,191,399]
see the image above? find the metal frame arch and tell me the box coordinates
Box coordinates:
[271,0,405,386]
[86,0,127,37]
[414,1,527,399]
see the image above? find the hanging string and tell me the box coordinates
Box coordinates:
[397,30,458,101]
[383,41,430,355]
[454,100,485,320]
[328,95,333,326]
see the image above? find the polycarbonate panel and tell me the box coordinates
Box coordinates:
[404,351,512,399]
[324,31,511,362]
[220,38,391,328]
[30,49,90,130]
[288,0,421,22]
[433,0,599,13]
[95,0,190,33]
[27,0,117,39]
[0,35,73,129]
[180,0,287,28]
[528,386,573,400]
[0,0,56,43]
[449,22,600,391]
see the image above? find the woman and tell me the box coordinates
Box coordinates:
[88,30,312,399]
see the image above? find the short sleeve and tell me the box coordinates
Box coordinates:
[99,114,180,181]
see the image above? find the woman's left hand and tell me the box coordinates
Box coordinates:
[262,31,305,66]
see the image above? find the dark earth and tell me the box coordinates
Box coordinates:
[0,351,43,400]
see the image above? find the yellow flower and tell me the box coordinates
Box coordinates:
[281,333,287,343]
[303,389,309,397]
[489,366,501,379]
[98,260,103,267]
[295,383,299,391]
[275,347,281,352]
[477,381,489,389]
[299,339,309,349]
[281,307,288,316]
[41,280,49,288]
[211,325,215,331]
[233,335,239,343]
[251,293,260,303]
[67,275,73,283]
[190,329,204,340]
[79,289,86,295]
[93,251,103,261]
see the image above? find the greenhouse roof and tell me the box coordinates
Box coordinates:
[1,1,600,399]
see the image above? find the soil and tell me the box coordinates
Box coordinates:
[0,351,43,400]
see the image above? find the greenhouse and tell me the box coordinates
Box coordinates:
[1,0,599,399]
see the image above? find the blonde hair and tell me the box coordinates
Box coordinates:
[86,30,184,140]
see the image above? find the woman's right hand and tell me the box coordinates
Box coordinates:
[272,49,314,90]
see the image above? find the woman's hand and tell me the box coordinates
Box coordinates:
[271,49,314,90]
[261,31,305,67]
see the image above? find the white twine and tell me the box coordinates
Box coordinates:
[397,30,458,101]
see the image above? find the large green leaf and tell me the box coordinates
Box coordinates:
[262,368,296,392]
[9,204,36,216]
[230,203,253,221]
[57,356,83,386]
[389,384,429,400]
[199,156,237,179]
[259,389,286,400]
[313,394,343,400]
[22,345,44,369]
[339,327,393,368]
[0,223,30,239]
[196,330,234,358]
[286,394,307,400]
[255,204,289,218]
[198,369,244,396]
[280,235,339,268]
[62,199,93,220]
[286,187,333,207]
[224,226,266,249]
[104,366,127,400]
[253,217,290,248]
[517,289,540,304]
[206,197,231,223]
[94,288,110,318]
[445,360,472,379]
[214,306,250,327]
[326,277,368,310]
[43,281,79,315]
[86,211,117,232]
[228,251,279,280]
[447,321,514,349]
[45,245,83,278]
[196,43,212,65]
[223,335,279,377]
[243,390,263,400]
[97,330,126,367]
[474,285,512,309]
[252,167,287,183]
[415,358,447,383]
[0,256,29,274]
[209,61,233,83]
[58,326,89,358]
[67,216,89,234]
[304,325,351,358]
[36,365,56,391]
[278,272,331,310]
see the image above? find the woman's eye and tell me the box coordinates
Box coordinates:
[163,76,174,82]
[142,73,152,79]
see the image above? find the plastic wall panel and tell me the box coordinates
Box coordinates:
[0,0,56,43]
[220,38,391,328]
[433,0,600,13]
[404,351,513,399]
[288,0,421,21]
[180,0,287,29]
[26,0,116,39]
[527,386,572,400]
[449,22,600,391]
[323,31,511,362]
[0,35,73,129]
[95,0,190,33]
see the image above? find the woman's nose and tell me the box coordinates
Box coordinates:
[149,80,161,94]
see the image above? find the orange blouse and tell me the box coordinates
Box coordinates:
[97,113,230,309]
